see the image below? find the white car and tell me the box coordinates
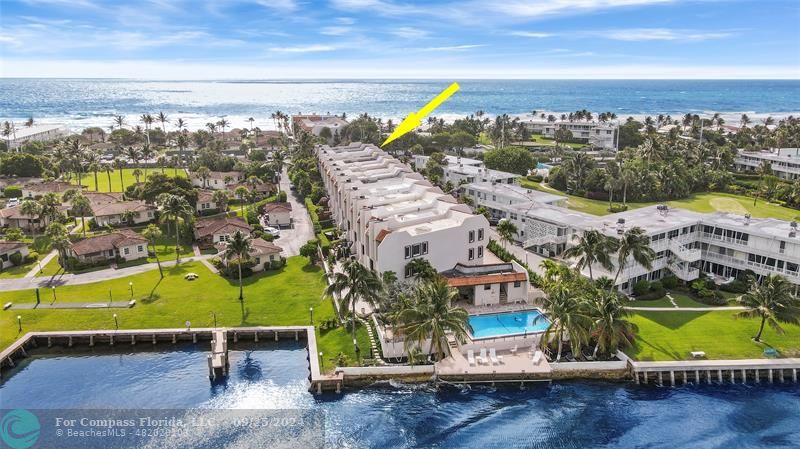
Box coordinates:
[6,197,19,208]
[264,226,281,237]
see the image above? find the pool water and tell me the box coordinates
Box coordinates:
[469,310,551,339]
[536,162,552,169]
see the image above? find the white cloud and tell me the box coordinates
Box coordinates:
[603,28,734,41]
[493,0,674,17]
[389,27,430,39]
[255,0,298,11]
[321,26,351,36]
[330,0,420,15]
[510,31,555,38]
[269,44,337,53]
[422,44,486,51]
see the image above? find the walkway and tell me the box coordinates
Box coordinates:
[10,301,133,310]
[0,254,215,291]
[627,306,746,311]
[193,244,219,274]
[23,250,57,278]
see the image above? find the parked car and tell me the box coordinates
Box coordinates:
[264,226,281,237]
[6,197,19,208]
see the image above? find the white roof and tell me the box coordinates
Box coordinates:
[9,124,66,139]
[466,181,566,205]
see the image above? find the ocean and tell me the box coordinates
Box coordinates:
[1,79,799,132]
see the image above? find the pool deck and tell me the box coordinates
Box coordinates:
[436,346,552,381]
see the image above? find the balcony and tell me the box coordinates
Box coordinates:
[668,262,700,281]
[702,251,800,280]
[700,232,749,248]
[669,239,701,263]
[523,234,569,248]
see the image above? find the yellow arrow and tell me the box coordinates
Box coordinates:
[381,82,460,147]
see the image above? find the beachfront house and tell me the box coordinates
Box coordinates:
[191,171,245,190]
[0,241,30,269]
[194,216,252,247]
[261,202,292,227]
[21,181,76,198]
[90,201,157,227]
[68,230,149,264]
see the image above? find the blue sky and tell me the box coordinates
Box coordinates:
[1,0,799,78]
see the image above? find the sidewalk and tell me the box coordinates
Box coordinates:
[23,250,57,278]
[0,254,214,292]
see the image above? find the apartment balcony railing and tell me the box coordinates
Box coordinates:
[668,263,700,281]
[700,232,750,248]
[669,239,702,263]
[523,234,569,248]
[702,251,800,280]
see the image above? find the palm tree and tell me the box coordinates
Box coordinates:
[394,279,472,361]
[248,117,255,130]
[217,118,229,141]
[735,275,800,342]
[405,257,438,282]
[234,185,249,218]
[212,190,229,212]
[176,118,187,133]
[224,230,252,301]
[604,176,619,211]
[754,160,772,207]
[140,113,153,145]
[196,166,211,188]
[46,223,71,271]
[540,284,590,361]
[157,111,169,132]
[324,258,384,344]
[70,193,93,238]
[176,133,189,169]
[113,158,127,191]
[496,219,518,250]
[114,115,126,130]
[142,223,164,278]
[38,193,62,228]
[563,230,618,280]
[19,199,41,236]
[132,168,142,184]
[140,144,155,182]
[589,289,637,358]
[104,165,114,192]
[158,194,193,263]
[612,227,655,288]
[620,167,635,206]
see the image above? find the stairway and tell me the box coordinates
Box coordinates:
[356,315,386,366]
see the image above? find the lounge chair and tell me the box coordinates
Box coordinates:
[478,348,488,365]
[532,351,543,365]
[468,349,476,366]
[489,348,499,365]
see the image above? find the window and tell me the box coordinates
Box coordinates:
[137,245,144,252]
[404,246,411,259]
[124,247,130,255]
[477,246,483,257]
[514,281,521,288]
[484,284,491,290]
[468,248,475,260]
[478,228,484,241]
[405,265,414,278]
[468,230,475,243]
[405,242,428,258]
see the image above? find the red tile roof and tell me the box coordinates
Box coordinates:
[375,229,391,242]
[194,216,251,238]
[70,230,147,256]
[445,272,528,288]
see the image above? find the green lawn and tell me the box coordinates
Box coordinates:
[519,180,800,219]
[1,256,366,372]
[629,310,800,361]
[630,291,723,309]
[0,260,38,279]
[73,168,187,192]
[524,134,586,149]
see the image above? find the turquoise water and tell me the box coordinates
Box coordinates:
[1,79,798,131]
[469,310,551,339]
[1,343,799,448]
[536,162,552,169]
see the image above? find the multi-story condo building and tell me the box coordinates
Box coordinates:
[461,182,567,224]
[4,124,68,150]
[292,114,348,138]
[734,148,800,180]
[523,119,616,150]
[413,154,520,185]
[317,142,529,305]
[467,184,800,293]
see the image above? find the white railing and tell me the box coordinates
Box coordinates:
[523,234,569,247]
[668,263,700,281]
[700,232,750,248]
[702,251,800,279]
[669,239,701,262]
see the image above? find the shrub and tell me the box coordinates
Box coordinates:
[695,289,727,306]
[720,279,748,293]
[526,174,543,182]
[3,185,22,198]
[635,288,666,301]
[2,228,24,241]
[632,280,651,296]
[277,191,287,202]
[8,252,23,266]
[269,257,286,270]
[661,275,679,289]
[24,251,39,264]
[649,280,663,292]
[608,204,629,213]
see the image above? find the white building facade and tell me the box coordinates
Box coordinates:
[734,149,800,180]
[523,119,616,150]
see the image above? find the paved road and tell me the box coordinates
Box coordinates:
[270,166,314,256]
[0,254,214,292]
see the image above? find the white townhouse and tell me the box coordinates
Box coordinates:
[191,171,245,190]
[413,155,520,186]
[317,143,531,294]
[523,119,616,150]
[461,181,567,226]
[4,124,68,150]
[734,148,800,180]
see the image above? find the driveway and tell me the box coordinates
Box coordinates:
[270,166,314,256]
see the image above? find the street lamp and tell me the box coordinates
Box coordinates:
[319,351,324,370]
[51,286,56,303]
[211,312,217,328]
[129,282,134,299]
[113,313,119,330]
[17,315,22,332]
[309,307,314,325]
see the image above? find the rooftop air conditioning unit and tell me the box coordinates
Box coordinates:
[791,221,798,230]
[744,213,751,225]
[790,231,797,238]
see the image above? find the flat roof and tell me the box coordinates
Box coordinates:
[9,124,66,139]
[466,182,566,205]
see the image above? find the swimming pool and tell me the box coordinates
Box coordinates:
[536,162,552,170]
[469,310,551,339]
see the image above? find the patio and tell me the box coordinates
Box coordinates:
[436,345,552,377]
